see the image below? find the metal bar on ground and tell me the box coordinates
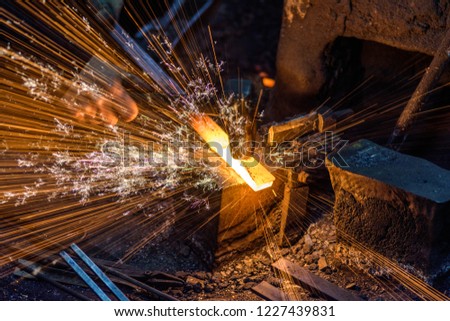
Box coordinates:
[101,265,178,301]
[70,244,129,301]
[60,250,111,301]
[251,281,289,301]
[272,258,363,301]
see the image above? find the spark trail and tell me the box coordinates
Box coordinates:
[1,1,252,266]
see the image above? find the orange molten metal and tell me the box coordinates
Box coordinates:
[191,114,275,191]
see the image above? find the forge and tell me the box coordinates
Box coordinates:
[1,0,449,303]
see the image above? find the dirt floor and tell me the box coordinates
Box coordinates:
[176,212,427,301]
[4,209,447,301]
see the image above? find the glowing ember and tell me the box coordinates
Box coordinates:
[191,114,275,192]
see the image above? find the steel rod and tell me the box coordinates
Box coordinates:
[70,244,129,301]
[60,250,111,301]
[101,265,178,301]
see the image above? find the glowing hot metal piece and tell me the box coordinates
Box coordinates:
[191,114,275,192]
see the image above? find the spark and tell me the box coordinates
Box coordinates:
[1,1,235,266]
